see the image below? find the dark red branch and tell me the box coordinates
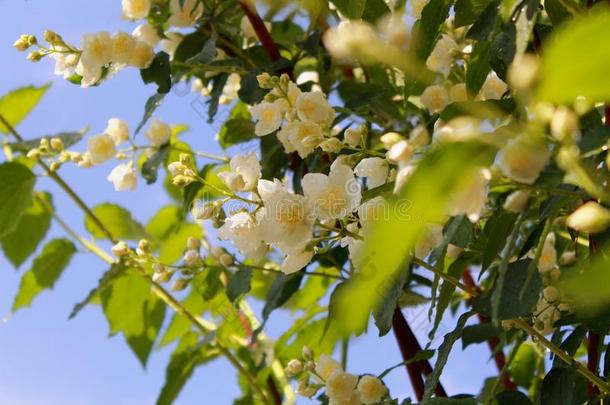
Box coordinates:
[239,1,281,61]
[392,307,447,400]
[462,270,517,391]
[587,331,601,401]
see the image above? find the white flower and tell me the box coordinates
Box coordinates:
[122,0,150,20]
[281,249,314,274]
[414,223,443,260]
[315,355,342,380]
[480,71,508,100]
[240,15,272,40]
[128,40,155,69]
[550,106,579,142]
[257,180,315,249]
[380,132,404,149]
[420,85,450,113]
[168,0,203,27]
[447,167,488,222]
[184,249,201,267]
[218,212,267,259]
[507,53,539,92]
[111,241,130,257]
[106,118,129,145]
[450,83,468,102]
[566,201,610,234]
[219,152,261,192]
[344,127,362,146]
[87,133,117,164]
[378,13,409,50]
[79,32,112,75]
[132,23,160,47]
[354,157,389,189]
[145,118,172,146]
[497,137,550,184]
[326,370,358,402]
[538,233,557,273]
[394,164,415,194]
[323,21,380,63]
[107,163,137,191]
[329,391,361,405]
[503,190,529,213]
[160,32,183,58]
[297,71,321,92]
[276,120,323,158]
[386,140,413,163]
[411,0,430,18]
[111,32,137,65]
[251,101,284,136]
[296,91,335,126]
[303,160,362,220]
[357,375,387,405]
[409,125,430,148]
[50,51,77,79]
[426,35,458,77]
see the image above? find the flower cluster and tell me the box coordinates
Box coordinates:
[286,349,388,405]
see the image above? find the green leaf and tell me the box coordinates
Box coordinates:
[141,52,172,94]
[480,211,518,270]
[455,0,492,26]
[12,239,76,312]
[101,269,166,366]
[540,366,575,405]
[141,143,170,184]
[491,259,541,320]
[361,0,392,23]
[331,0,367,19]
[68,264,125,319]
[489,23,516,80]
[159,292,206,348]
[377,350,435,379]
[135,92,166,134]
[461,323,501,349]
[85,203,147,240]
[334,142,495,332]
[538,11,610,103]
[544,0,572,26]
[218,103,255,149]
[466,41,492,98]
[0,162,36,238]
[260,134,289,179]
[1,192,52,267]
[509,341,540,388]
[187,33,217,65]
[414,0,455,60]
[373,267,409,336]
[0,83,50,133]
[423,311,474,400]
[226,268,253,303]
[553,326,586,368]
[466,1,499,41]
[8,130,86,153]
[238,69,267,105]
[493,390,532,405]
[157,333,213,405]
[254,273,304,338]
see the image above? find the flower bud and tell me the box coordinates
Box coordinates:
[550,106,579,142]
[27,50,44,62]
[153,263,165,273]
[285,359,304,376]
[507,53,539,92]
[111,241,130,257]
[49,161,61,172]
[172,175,194,187]
[386,140,413,163]
[219,253,234,267]
[256,72,273,88]
[168,161,187,176]
[295,379,318,398]
[50,137,64,151]
[319,137,343,153]
[503,190,529,213]
[26,148,40,160]
[137,239,150,253]
[409,125,430,148]
[13,34,36,51]
[184,249,201,267]
[193,201,219,220]
[302,345,313,360]
[179,153,192,166]
[171,277,190,291]
[543,286,560,302]
[566,201,610,234]
[43,30,63,45]
[380,132,403,149]
[344,127,362,146]
[186,237,200,251]
[301,134,324,149]
[152,270,172,283]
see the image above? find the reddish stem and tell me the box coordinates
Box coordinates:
[462,270,517,390]
[587,331,601,401]
[392,307,447,400]
[239,1,281,61]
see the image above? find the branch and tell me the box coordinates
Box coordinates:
[392,307,447,401]
[239,0,280,61]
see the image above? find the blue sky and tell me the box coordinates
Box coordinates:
[0,1,496,404]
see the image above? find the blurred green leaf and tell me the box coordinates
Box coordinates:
[85,203,148,240]
[0,162,36,238]
[0,83,50,133]
[538,11,610,103]
[12,238,76,312]
[141,52,172,94]
[1,192,52,268]
[226,268,253,303]
[509,341,540,388]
